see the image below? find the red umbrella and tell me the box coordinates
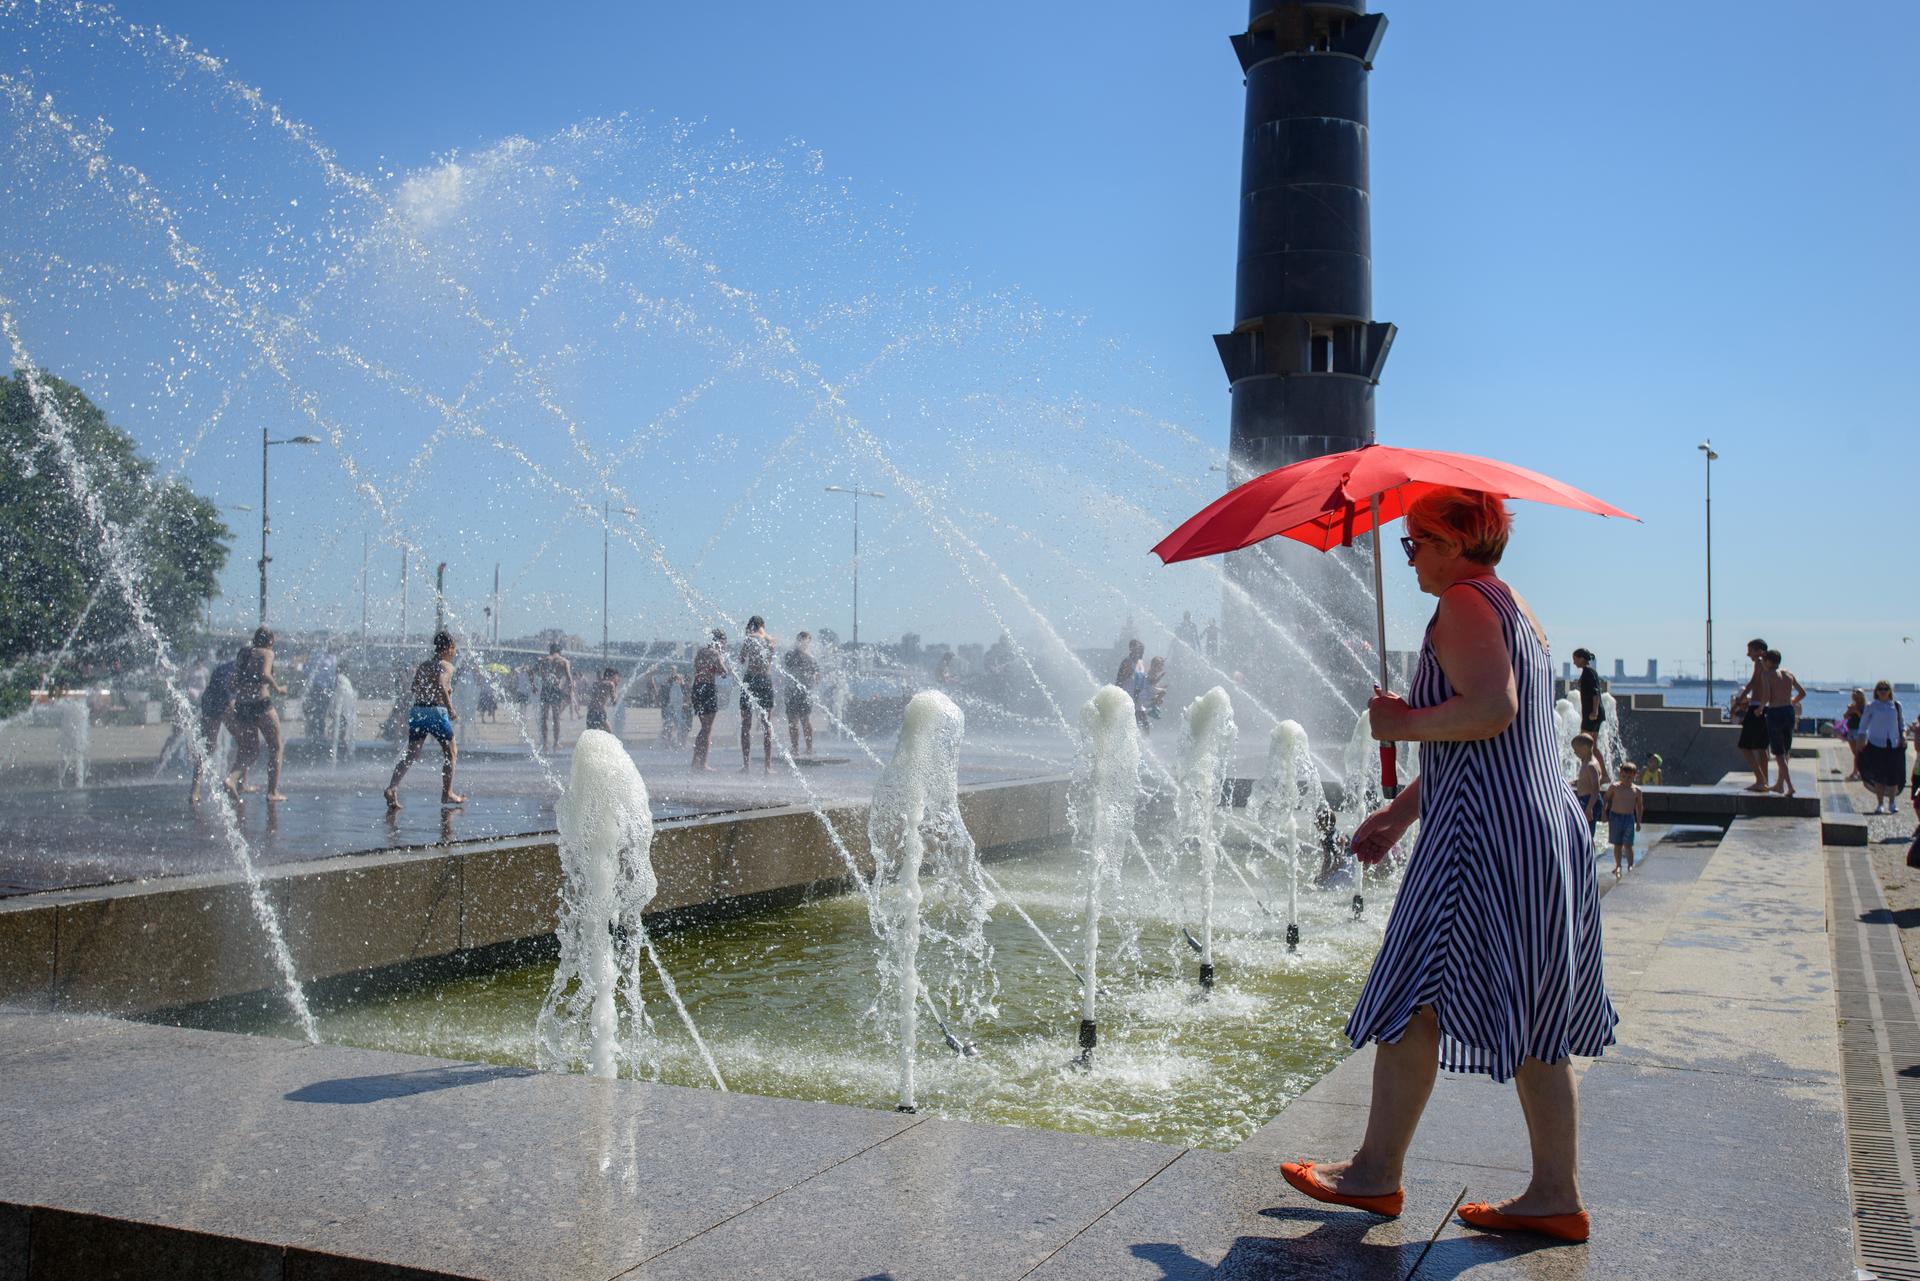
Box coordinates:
[1151,442,1637,792]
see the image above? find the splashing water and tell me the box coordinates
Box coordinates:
[1596,691,1625,778]
[1174,687,1235,984]
[535,729,724,1088]
[868,690,995,1111]
[1070,685,1140,1063]
[1554,696,1582,781]
[1251,719,1319,946]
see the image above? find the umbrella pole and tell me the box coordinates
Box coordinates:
[1362,494,1396,924]
[1369,495,1398,801]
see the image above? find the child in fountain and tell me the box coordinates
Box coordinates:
[384,631,464,810]
[1602,761,1645,877]
[585,667,621,733]
[1571,733,1604,844]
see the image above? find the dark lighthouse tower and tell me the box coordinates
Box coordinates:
[1215,2,1395,734]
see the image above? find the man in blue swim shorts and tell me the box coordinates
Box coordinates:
[1757,648,1806,798]
[385,631,465,810]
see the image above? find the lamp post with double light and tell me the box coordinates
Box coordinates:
[259,430,321,624]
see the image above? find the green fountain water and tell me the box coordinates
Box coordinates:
[243,838,1385,1151]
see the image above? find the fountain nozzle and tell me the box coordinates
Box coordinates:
[1198,962,1215,989]
[1286,922,1300,952]
[1351,893,1365,920]
[895,1103,917,1114]
[1072,1018,1097,1070]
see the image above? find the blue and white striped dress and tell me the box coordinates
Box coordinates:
[1345,576,1617,1082]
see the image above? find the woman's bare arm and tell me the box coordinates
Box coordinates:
[1379,583,1517,743]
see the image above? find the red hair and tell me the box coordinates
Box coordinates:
[1405,487,1511,565]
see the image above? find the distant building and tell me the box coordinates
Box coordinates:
[1646,659,1659,681]
[1612,658,1626,679]
[1561,661,1573,681]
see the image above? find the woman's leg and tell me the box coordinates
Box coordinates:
[1503,1055,1584,1215]
[1314,1005,1440,1195]
[260,707,285,800]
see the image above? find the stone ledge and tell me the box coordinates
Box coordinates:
[0,774,1070,1016]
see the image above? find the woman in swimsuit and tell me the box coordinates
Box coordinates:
[226,627,288,802]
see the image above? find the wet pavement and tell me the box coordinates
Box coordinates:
[0,730,1083,897]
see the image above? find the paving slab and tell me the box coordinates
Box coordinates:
[0,1018,920,1281]
[1022,1148,1469,1281]
[627,1116,1180,1281]
[1605,989,1840,1084]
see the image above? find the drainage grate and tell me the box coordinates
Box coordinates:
[1830,849,1920,1280]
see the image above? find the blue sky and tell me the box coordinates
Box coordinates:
[3,1,1915,683]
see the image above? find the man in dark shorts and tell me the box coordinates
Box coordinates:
[690,629,726,770]
[1734,637,1772,790]
[738,615,778,773]
[384,631,464,809]
[1571,647,1604,736]
[783,630,820,757]
[1758,648,1807,797]
[189,646,247,805]
[535,641,573,754]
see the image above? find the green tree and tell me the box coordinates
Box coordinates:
[0,369,230,714]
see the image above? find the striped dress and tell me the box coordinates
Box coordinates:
[1345,575,1616,1082]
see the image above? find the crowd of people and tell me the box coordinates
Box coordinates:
[171,615,856,810]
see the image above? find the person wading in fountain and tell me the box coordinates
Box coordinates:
[535,641,574,754]
[1281,487,1614,1245]
[189,645,247,805]
[690,628,726,771]
[738,615,778,773]
[384,631,464,810]
[585,666,621,733]
[226,627,288,803]
[783,630,820,758]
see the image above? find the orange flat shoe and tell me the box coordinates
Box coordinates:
[1457,1202,1590,1242]
[1280,1160,1404,1218]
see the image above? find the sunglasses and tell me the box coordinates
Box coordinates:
[1399,535,1421,563]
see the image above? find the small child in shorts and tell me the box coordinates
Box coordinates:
[1571,733,1605,843]
[1603,761,1645,877]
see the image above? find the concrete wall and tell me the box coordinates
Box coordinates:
[1612,694,1747,785]
[0,775,1071,1017]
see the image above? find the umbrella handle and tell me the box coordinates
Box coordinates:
[1379,742,1398,799]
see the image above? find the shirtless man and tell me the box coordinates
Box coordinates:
[1755,649,1807,796]
[1733,637,1772,791]
[384,631,465,810]
[738,615,778,773]
[535,641,574,753]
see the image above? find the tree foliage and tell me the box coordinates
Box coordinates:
[0,369,230,712]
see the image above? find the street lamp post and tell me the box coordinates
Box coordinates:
[824,485,886,648]
[1698,440,1718,715]
[258,429,321,624]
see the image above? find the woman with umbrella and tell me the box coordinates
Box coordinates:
[1281,487,1613,1242]
[1155,445,1631,1243]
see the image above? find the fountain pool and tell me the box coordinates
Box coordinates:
[220,835,1388,1150]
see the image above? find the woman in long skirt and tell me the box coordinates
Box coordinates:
[1281,488,1616,1244]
